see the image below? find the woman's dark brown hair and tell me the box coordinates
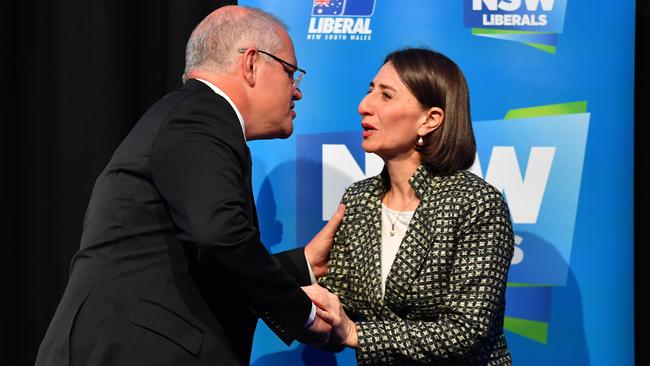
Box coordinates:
[384,48,476,175]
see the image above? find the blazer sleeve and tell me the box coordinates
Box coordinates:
[149,108,311,345]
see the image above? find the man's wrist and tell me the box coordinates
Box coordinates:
[305,252,317,284]
[304,303,317,328]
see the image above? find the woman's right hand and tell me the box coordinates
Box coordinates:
[302,283,358,348]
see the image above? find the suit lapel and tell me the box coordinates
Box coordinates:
[243,146,259,230]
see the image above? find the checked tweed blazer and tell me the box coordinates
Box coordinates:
[320,166,514,365]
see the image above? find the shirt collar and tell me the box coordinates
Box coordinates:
[194,78,246,139]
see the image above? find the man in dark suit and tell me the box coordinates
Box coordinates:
[35,5,344,366]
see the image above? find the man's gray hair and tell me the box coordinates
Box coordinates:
[182,6,288,82]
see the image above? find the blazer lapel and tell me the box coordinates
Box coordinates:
[352,177,385,316]
[384,166,442,313]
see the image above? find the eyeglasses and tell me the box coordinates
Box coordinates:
[238,48,306,88]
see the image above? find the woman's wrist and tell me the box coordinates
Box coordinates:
[344,320,358,348]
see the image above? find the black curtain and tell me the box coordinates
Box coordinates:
[635,1,648,365]
[0,1,235,364]
[0,1,646,365]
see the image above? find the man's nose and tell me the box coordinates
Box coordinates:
[293,87,303,101]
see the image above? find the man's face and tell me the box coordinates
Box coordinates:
[248,30,303,140]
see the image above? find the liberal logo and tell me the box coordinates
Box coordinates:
[464,0,568,54]
[307,0,375,41]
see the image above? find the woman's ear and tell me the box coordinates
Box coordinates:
[418,107,444,136]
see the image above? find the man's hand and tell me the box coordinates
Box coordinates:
[305,204,345,278]
[302,284,358,348]
[298,312,332,348]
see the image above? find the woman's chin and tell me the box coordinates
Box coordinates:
[361,140,376,154]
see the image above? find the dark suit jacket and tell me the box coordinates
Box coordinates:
[320,166,513,365]
[35,79,312,366]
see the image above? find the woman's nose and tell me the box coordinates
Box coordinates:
[358,93,372,116]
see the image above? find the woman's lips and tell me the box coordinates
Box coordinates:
[362,122,377,138]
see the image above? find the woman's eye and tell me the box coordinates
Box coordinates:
[382,92,392,99]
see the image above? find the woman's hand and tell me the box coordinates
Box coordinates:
[302,283,358,348]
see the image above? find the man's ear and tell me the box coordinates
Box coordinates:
[241,49,257,86]
[418,107,444,136]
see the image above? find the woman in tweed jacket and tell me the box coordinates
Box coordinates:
[304,48,514,365]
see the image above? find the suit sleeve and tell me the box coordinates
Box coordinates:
[149,110,311,345]
[273,248,312,286]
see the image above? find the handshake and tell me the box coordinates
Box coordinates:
[299,284,358,350]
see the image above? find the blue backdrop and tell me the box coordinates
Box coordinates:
[240,1,635,364]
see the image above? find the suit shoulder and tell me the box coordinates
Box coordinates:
[167,86,240,130]
[150,84,246,151]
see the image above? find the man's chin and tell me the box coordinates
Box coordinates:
[279,121,294,139]
[257,124,293,140]
[278,126,293,139]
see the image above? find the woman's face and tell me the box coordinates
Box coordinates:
[358,62,428,161]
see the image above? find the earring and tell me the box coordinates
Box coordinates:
[417,136,424,146]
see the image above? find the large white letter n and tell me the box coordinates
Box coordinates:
[322,144,383,220]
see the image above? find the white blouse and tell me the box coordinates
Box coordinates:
[380,204,415,297]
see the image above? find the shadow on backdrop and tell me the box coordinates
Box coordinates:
[252,159,346,365]
[506,232,589,365]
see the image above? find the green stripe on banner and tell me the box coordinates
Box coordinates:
[504,316,549,344]
[471,28,551,35]
[505,101,588,119]
[507,282,557,287]
[523,42,556,54]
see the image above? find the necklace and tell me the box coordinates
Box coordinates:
[384,192,418,236]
